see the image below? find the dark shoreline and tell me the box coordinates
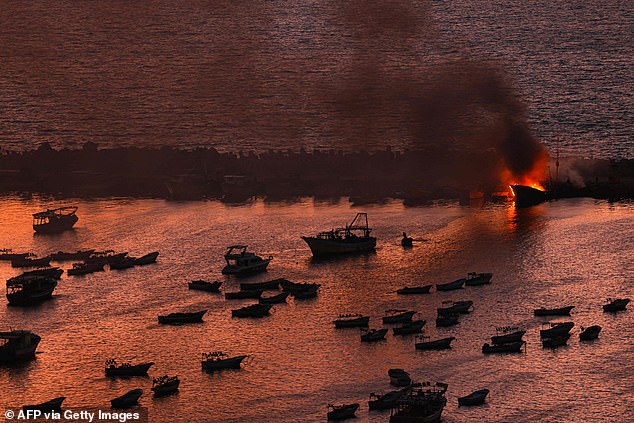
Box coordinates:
[1,143,632,203]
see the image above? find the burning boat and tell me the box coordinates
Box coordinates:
[32,206,79,234]
[510,185,547,207]
[301,213,376,257]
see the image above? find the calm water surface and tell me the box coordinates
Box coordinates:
[0,197,632,422]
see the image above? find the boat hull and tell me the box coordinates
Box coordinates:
[397,285,432,295]
[511,185,547,207]
[334,317,370,328]
[0,331,41,363]
[302,236,376,257]
[33,215,78,234]
[111,389,143,408]
[202,355,247,371]
[390,407,443,423]
[106,363,154,377]
[222,260,270,276]
[188,281,222,292]
[534,306,574,316]
[158,310,207,325]
[415,337,454,350]
[6,283,57,306]
[151,380,180,396]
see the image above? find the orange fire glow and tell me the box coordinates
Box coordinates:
[501,153,549,194]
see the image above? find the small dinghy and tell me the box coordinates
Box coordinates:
[361,328,388,342]
[158,310,206,325]
[534,306,574,316]
[382,310,416,324]
[415,336,455,350]
[482,341,525,354]
[437,300,473,316]
[231,303,272,318]
[292,285,320,299]
[134,251,159,266]
[540,322,574,339]
[396,285,432,295]
[464,272,493,286]
[333,314,370,328]
[225,290,263,300]
[111,389,143,408]
[258,292,290,304]
[201,352,248,372]
[436,314,459,327]
[105,359,154,377]
[491,329,525,345]
[188,280,222,292]
[458,389,490,406]
[393,320,426,335]
[327,403,359,421]
[22,396,66,412]
[388,368,412,387]
[542,333,571,348]
[436,278,465,291]
[579,325,602,341]
[151,375,180,397]
[369,388,409,410]
[603,298,630,313]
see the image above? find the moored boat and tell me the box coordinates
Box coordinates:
[491,329,525,345]
[22,396,66,412]
[188,280,222,292]
[464,272,493,286]
[50,250,95,261]
[222,245,271,276]
[369,388,410,411]
[11,256,51,268]
[383,310,416,324]
[534,306,574,316]
[361,328,388,342]
[437,300,473,316]
[397,285,432,295]
[158,310,207,325]
[67,261,105,276]
[259,292,290,304]
[458,389,489,406]
[579,325,602,341]
[0,250,32,261]
[540,322,574,338]
[240,279,282,290]
[603,298,630,312]
[393,320,426,336]
[334,314,370,328]
[542,334,570,348]
[327,403,359,421]
[302,213,376,257]
[6,276,57,306]
[231,303,272,318]
[389,382,448,423]
[134,251,159,266]
[225,290,263,300]
[105,359,154,377]
[292,285,320,299]
[415,336,455,350]
[151,375,180,396]
[86,251,128,265]
[111,389,143,408]
[482,341,525,354]
[33,206,79,234]
[14,267,63,280]
[510,184,547,207]
[0,330,41,363]
[389,368,412,387]
[435,314,459,327]
[436,279,465,291]
[201,351,247,371]
[109,257,136,270]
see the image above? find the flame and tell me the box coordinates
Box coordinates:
[501,152,549,194]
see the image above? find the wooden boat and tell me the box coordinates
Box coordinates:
[292,285,320,299]
[389,382,447,423]
[11,256,51,268]
[259,292,290,304]
[542,334,570,348]
[361,328,388,342]
[134,251,159,266]
[6,277,57,306]
[33,206,78,234]
[437,300,473,316]
[67,261,105,276]
[458,389,489,406]
[0,330,41,363]
[436,279,465,291]
[105,359,154,377]
[201,352,247,371]
[491,330,525,345]
[383,310,416,324]
[283,282,321,294]
[393,320,426,336]
[86,250,128,265]
[111,389,143,408]
[401,233,413,248]
[151,375,180,396]
[50,250,94,261]
[579,325,602,341]
[302,213,376,257]
[109,257,137,270]
[435,314,459,327]
[240,279,282,291]
[22,396,66,412]
[158,310,207,325]
[510,184,547,207]
[334,314,370,328]
[603,298,630,312]
[464,272,493,286]
[534,306,574,316]
[327,403,359,421]
[397,285,432,295]
[225,290,263,300]
[188,280,222,292]
[415,336,455,350]
[231,303,272,318]
[540,322,574,338]
[482,341,525,354]
[0,249,32,261]
[369,388,410,410]
[222,245,271,276]
[388,368,412,387]
[15,267,63,280]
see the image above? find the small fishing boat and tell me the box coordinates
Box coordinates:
[491,330,525,345]
[389,382,448,423]
[542,334,570,348]
[188,280,222,292]
[397,285,432,295]
[6,276,57,306]
[415,336,455,350]
[158,310,207,325]
[458,389,489,406]
[388,368,412,387]
[258,292,289,304]
[111,389,143,408]
[361,328,388,342]
[292,285,320,299]
[0,330,41,363]
[436,279,465,291]
[369,388,410,410]
[0,250,32,261]
[109,257,136,270]
[33,206,78,234]
[231,303,272,318]
[579,325,602,341]
[383,310,416,324]
[134,251,159,266]
[393,320,426,336]
[201,352,247,371]
[534,306,574,316]
[437,300,473,316]
[482,341,525,354]
[280,280,320,293]
[401,232,413,248]
[11,256,51,268]
[50,250,95,261]
[105,359,154,377]
[22,396,66,412]
[302,213,376,257]
[240,279,282,291]
[603,298,630,312]
[327,403,360,421]
[464,272,493,286]
[539,322,574,339]
[225,290,263,300]
[222,245,271,276]
[15,267,63,280]
[435,314,459,327]
[87,251,128,265]
[334,314,370,328]
[151,375,180,397]
[67,261,105,276]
